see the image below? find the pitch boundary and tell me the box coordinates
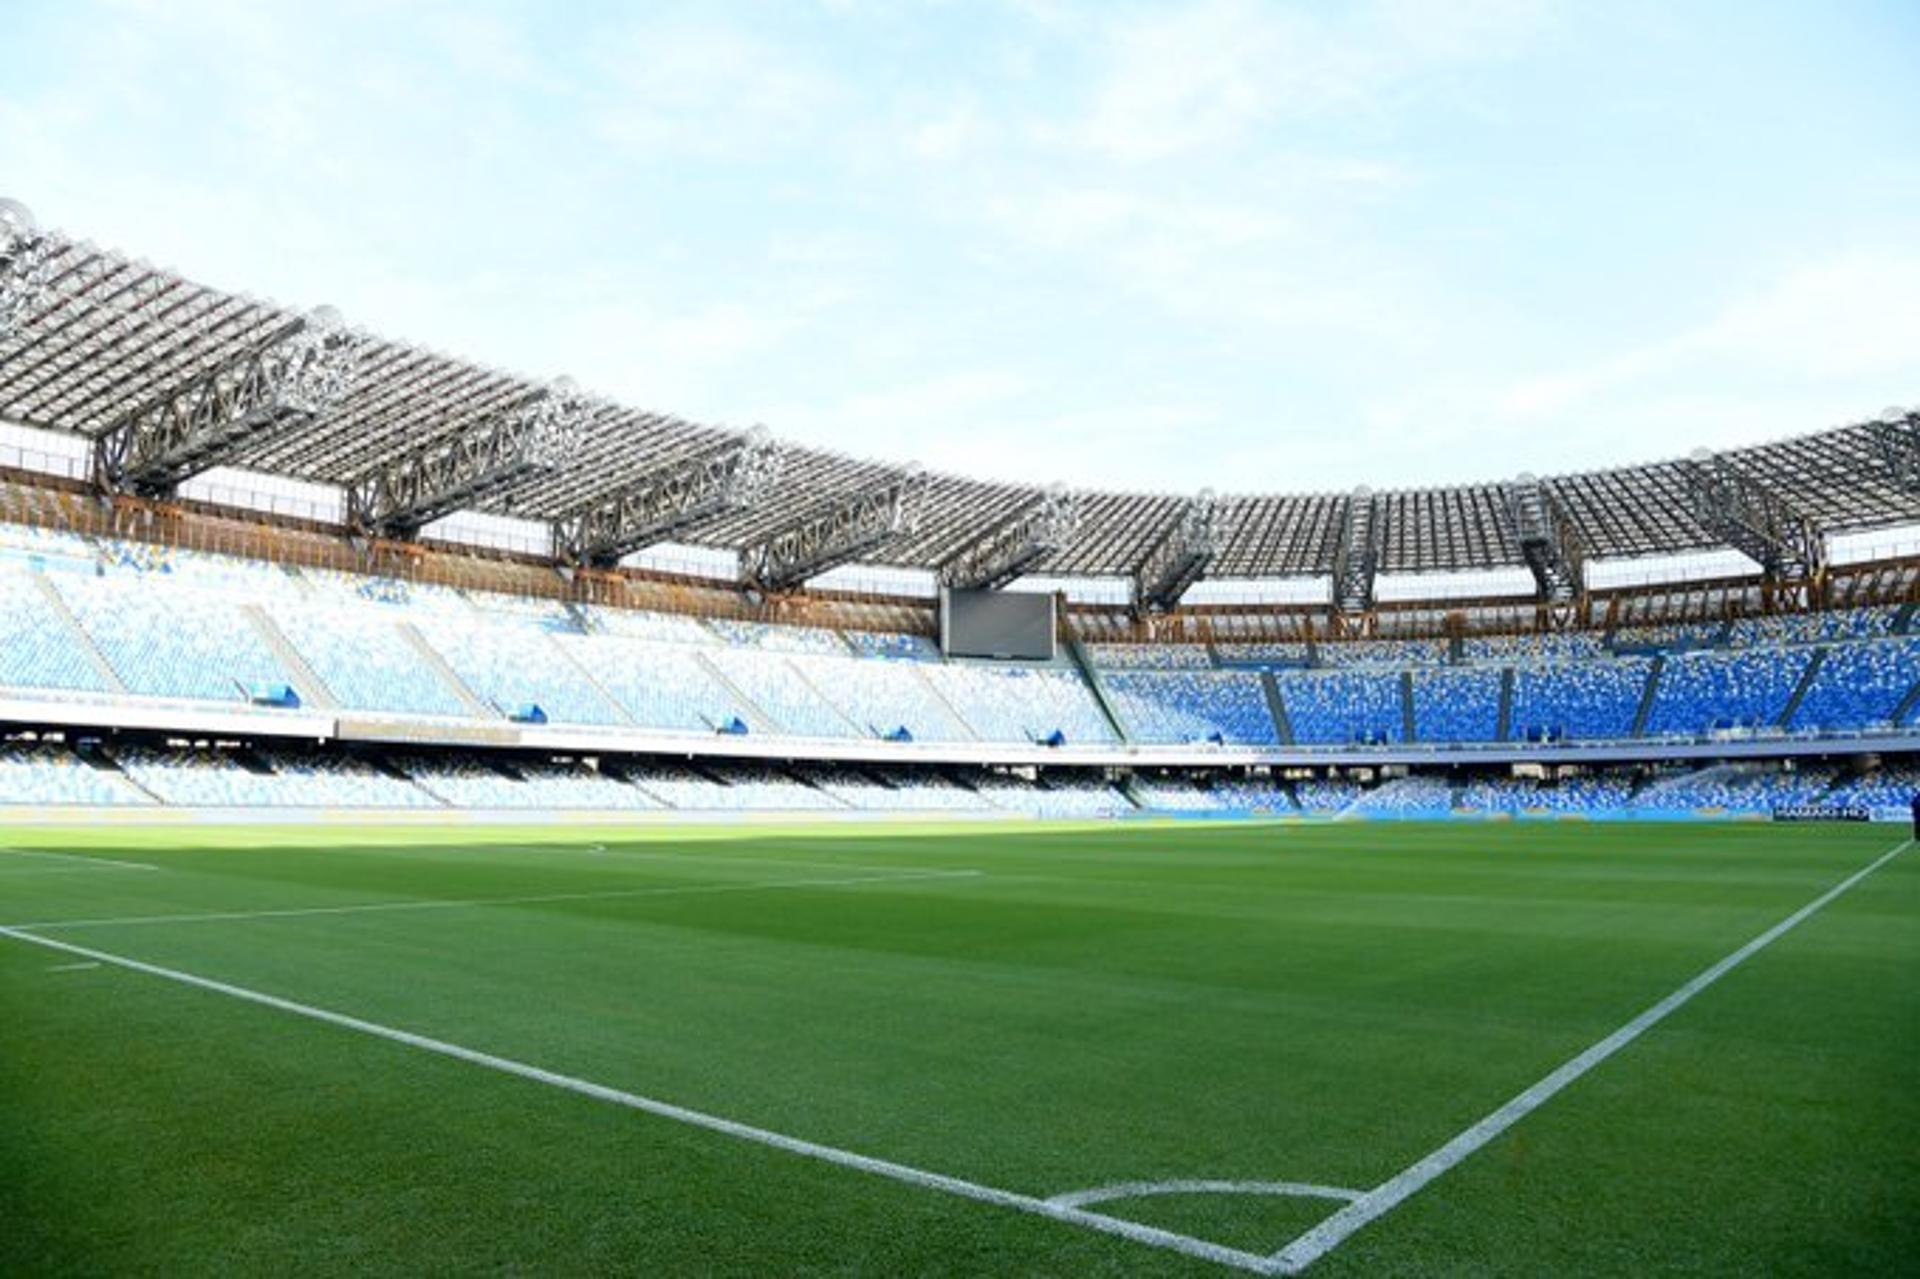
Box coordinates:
[0,920,1280,1274]
[1269,837,1913,1272]
[0,836,1902,1273]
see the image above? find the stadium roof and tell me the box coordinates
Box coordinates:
[2,204,1917,584]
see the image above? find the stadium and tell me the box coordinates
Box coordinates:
[3,7,1918,1273]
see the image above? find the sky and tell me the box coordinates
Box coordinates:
[2,0,1918,498]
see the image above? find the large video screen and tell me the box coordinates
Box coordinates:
[939,588,1055,661]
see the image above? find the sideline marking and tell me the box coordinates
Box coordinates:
[46,960,101,973]
[1270,837,1913,1274]
[1050,1179,1363,1209]
[0,921,1277,1275]
[0,847,157,872]
[2,868,984,932]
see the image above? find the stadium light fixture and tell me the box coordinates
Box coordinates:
[0,197,54,342]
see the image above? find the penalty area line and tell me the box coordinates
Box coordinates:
[0,922,1279,1275]
[1271,837,1913,1275]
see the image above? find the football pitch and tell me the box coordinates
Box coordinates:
[2,819,1915,1275]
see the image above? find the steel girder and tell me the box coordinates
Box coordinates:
[1332,489,1380,615]
[937,486,1081,590]
[739,468,927,593]
[1503,474,1583,603]
[91,308,358,497]
[1684,449,1826,581]
[1132,491,1217,614]
[553,429,785,568]
[347,382,591,539]
[1870,411,1920,494]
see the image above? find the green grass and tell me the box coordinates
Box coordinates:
[1,819,1915,1275]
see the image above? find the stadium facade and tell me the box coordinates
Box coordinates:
[3,198,1919,823]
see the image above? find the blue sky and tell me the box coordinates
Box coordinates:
[2,0,1917,495]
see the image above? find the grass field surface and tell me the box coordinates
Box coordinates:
[2,820,1915,1275]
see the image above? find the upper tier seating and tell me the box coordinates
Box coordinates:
[845,630,942,662]
[1411,666,1502,743]
[704,647,861,738]
[7,520,1920,761]
[555,634,751,734]
[1460,632,1605,664]
[922,664,1119,745]
[0,521,98,570]
[708,618,848,655]
[1317,638,1448,668]
[54,573,295,703]
[1642,647,1811,737]
[0,567,111,694]
[1085,643,1215,670]
[1727,607,1897,647]
[412,613,622,725]
[1213,641,1312,668]
[583,604,716,645]
[802,654,975,741]
[269,601,469,717]
[1274,670,1404,744]
[1610,622,1722,652]
[1103,671,1279,745]
[1508,658,1653,741]
[1788,638,1920,733]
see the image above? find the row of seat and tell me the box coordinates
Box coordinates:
[4,541,1919,747]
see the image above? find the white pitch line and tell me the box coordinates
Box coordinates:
[519,842,967,879]
[2,868,984,932]
[0,922,1278,1275]
[1050,1179,1363,1209]
[46,960,101,972]
[0,847,158,872]
[1270,837,1913,1275]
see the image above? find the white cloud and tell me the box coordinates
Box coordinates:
[585,19,843,157]
[1041,0,1547,162]
[1497,250,1920,425]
